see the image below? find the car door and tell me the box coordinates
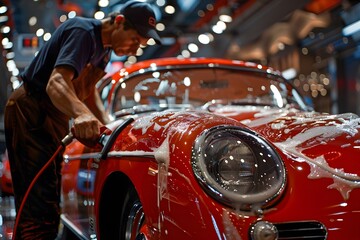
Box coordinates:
[61,146,99,239]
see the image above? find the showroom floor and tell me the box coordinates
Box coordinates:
[0,196,68,240]
[0,196,15,240]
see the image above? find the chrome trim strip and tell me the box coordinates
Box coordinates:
[64,151,155,161]
[64,153,101,161]
[107,150,155,158]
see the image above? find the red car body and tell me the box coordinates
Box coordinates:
[61,58,360,240]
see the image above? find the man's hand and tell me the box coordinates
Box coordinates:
[72,112,102,144]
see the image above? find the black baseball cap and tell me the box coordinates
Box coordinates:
[120,1,162,45]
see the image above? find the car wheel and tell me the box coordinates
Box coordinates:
[119,187,145,240]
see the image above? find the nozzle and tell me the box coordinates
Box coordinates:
[61,133,74,146]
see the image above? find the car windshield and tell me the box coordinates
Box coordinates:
[111,65,308,115]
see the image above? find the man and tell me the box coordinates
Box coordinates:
[4,1,161,239]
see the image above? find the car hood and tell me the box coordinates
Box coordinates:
[213,106,360,200]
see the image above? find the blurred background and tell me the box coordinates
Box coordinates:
[1,0,360,238]
[0,0,360,174]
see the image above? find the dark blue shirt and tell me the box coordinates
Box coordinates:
[20,17,110,92]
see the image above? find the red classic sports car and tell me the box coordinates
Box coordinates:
[60,57,360,240]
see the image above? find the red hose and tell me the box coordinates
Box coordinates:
[12,145,64,240]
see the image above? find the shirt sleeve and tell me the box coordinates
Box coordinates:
[54,28,94,78]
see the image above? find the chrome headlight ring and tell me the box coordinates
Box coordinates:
[191,125,286,213]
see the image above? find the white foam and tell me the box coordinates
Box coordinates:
[271,115,360,200]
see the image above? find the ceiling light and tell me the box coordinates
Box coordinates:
[207,33,214,42]
[28,16,37,26]
[2,37,9,46]
[0,16,8,23]
[212,24,223,34]
[6,60,16,70]
[12,68,19,76]
[188,43,198,53]
[127,56,137,64]
[36,28,44,37]
[3,42,13,49]
[165,5,175,14]
[181,49,190,58]
[43,33,51,41]
[6,52,15,59]
[147,39,156,45]
[0,6,7,14]
[68,11,76,19]
[198,10,205,17]
[156,0,166,7]
[198,34,210,44]
[94,11,105,20]
[11,78,21,90]
[156,23,165,31]
[136,48,144,56]
[59,15,67,22]
[1,26,10,34]
[219,14,232,23]
[98,0,109,8]
[216,20,226,31]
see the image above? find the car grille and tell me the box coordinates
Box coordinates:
[275,221,327,240]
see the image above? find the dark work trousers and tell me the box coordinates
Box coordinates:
[4,85,69,240]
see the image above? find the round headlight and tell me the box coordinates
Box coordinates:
[192,126,286,210]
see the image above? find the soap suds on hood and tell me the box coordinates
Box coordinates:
[272,115,360,200]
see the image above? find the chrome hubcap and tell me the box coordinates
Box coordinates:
[125,201,144,240]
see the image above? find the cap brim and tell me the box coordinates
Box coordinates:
[136,25,162,45]
[147,29,162,45]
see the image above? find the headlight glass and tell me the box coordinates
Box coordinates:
[192,126,286,210]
